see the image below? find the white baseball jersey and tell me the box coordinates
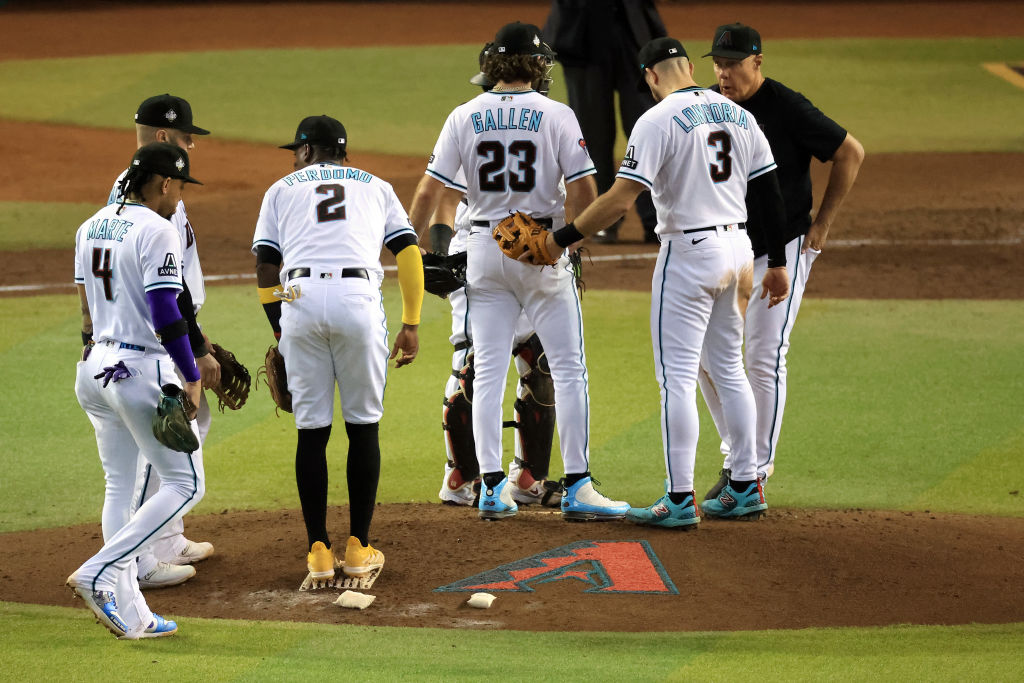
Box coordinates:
[251,162,414,283]
[618,87,776,235]
[426,90,594,221]
[110,171,205,311]
[74,202,183,350]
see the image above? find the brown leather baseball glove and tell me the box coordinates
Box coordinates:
[257,344,292,413]
[493,212,559,266]
[208,343,251,412]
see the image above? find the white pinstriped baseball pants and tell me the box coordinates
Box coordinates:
[74,344,205,633]
[651,230,759,492]
[465,232,590,477]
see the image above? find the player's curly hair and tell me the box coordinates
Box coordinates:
[115,166,157,215]
[483,53,549,88]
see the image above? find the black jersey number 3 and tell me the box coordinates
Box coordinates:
[315,184,346,222]
[707,131,732,183]
[477,141,537,192]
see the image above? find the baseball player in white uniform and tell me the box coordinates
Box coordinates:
[433,173,560,508]
[69,142,205,638]
[107,94,217,590]
[253,115,423,586]
[527,37,790,526]
[431,52,561,509]
[408,21,629,522]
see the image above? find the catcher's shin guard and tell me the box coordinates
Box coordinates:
[442,352,479,482]
[510,334,555,480]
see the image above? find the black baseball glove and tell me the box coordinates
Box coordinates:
[422,250,467,299]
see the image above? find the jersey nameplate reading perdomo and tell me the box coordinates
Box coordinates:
[283,167,373,186]
[471,108,543,134]
[673,101,750,133]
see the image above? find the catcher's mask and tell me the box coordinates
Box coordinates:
[533,43,557,96]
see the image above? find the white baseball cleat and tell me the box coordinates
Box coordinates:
[138,561,196,589]
[438,462,479,506]
[166,538,215,565]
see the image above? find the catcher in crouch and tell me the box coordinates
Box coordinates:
[422,43,561,509]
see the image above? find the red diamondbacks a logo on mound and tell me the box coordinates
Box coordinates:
[434,540,677,594]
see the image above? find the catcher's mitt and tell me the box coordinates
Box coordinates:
[152,384,199,453]
[208,343,251,412]
[493,212,559,266]
[257,344,292,413]
[422,250,467,298]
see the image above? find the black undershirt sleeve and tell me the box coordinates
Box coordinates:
[747,171,787,270]
[176,281,209,357]
[256,245,283,266]
[385,232,418,256]
[255,245,283,338]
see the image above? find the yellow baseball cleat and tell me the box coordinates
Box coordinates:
[306,541,335,584]
[342,536,385,578]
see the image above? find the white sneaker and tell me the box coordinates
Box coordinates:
[508,460,562,507]
[561,476,629,521]
[138,561,196,589]
[166,539,215,565]
[438,463,478,506]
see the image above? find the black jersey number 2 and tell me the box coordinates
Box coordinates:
[315,184,346,222]
[477,141,537,192]
[707,131,732,183]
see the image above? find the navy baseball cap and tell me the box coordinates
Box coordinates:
[492,22,554,58]
[135,94,210,135]
[131,142,202,185]
[280,115,348,150]
[637,37,688,90]
[704,23,762,59]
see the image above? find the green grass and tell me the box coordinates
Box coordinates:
[1,288,1021,533]
[1,603,1021,682]
[0,38,1021,155]
[0,201,97,250]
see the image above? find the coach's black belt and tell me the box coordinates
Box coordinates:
[285,267,369,281]
[682,222,746,234]
[471,217,553,230]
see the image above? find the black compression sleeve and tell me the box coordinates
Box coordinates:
[747,171,788,269]
[256,244,283,266]
[263,301,282,338]
[177,281,209,357]
[429,223,454,254]
[385,232,418,256]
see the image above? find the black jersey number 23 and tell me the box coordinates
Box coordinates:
[477,141,537,192]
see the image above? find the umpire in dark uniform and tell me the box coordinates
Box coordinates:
[544,0,665,243]
[698,22,865,497]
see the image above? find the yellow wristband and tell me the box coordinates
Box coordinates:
[258,285,281,304]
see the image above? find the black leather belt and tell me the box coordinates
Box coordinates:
[285,267,369,281]
[471,217,553,230]
[682,222,746,234]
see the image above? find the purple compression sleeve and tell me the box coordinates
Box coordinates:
[146,288,200,383]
